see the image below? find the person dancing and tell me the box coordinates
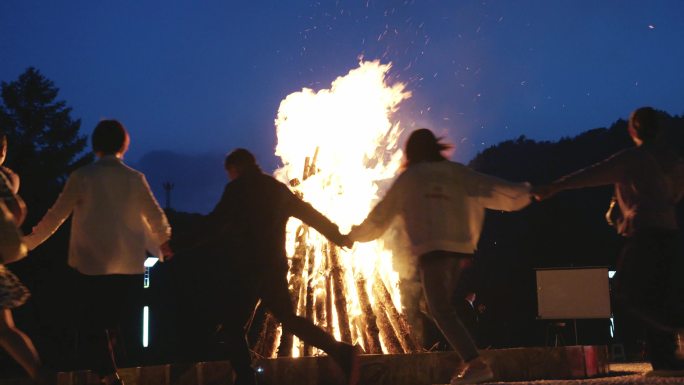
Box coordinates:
[23,121,171,385]
[349,128,531,384]
[533,107,684,375]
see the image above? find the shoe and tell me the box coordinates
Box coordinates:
[334,343,362,385]
[450,357,494,385]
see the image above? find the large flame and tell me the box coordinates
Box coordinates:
[274,60,412,355]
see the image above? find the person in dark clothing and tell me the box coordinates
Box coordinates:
[533,107,684,376]
[176,148,360,385]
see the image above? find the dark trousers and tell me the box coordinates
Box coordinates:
[258,270,344,357]
[615,230,684,370]
[419,251,479,362]
[77,272,142,376]
[209,268,344,385]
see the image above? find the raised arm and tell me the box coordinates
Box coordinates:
[24,173,81,250]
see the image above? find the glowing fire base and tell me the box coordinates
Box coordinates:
[9,346,609,385]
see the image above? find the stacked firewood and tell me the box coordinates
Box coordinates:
[253,149,418,357]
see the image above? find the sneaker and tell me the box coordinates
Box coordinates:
[334,343,362,385]
[450,357,494,385]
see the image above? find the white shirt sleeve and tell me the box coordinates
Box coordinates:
[464,169,531,211]
[24,173,81,250]
[137,174,171,247]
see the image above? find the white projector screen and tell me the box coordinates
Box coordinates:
[536,267,611,319]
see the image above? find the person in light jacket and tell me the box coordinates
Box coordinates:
[23,120,172,385]
[348,128,530,385]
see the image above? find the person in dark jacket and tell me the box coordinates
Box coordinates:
[175,148,360,385]
[533,107,684,375]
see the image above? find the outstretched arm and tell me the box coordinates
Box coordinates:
[465,168,531,211]
[288,191,352,248]
[24,174,81,250]
[348,178,401,243]
[533,151,626,201]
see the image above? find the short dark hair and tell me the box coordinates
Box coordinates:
[224,148,260,172]
[630,106,661,144]
[92,120,129,154]
[404,128,451,167]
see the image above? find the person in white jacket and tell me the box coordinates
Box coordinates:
[349,128,530,385]
[23,120,171,385]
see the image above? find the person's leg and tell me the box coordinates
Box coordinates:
[77,274,121,382]
[216,285,260,385]
[419,252,479,362]
[0,308,45,380]
[261,273,342,355]
[616,233,683,370]
[399,278,425,349]
[220,327,256,385]
[261,271,359,385]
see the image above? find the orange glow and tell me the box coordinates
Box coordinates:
[274,60,411,355]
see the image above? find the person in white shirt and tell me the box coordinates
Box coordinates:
[23,120,171,385]
[349,128,530,385]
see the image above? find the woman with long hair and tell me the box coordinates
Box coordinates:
[349,128,530,384]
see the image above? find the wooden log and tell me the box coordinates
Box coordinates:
[325,274,334,335]
[327,242,352,343]
[373,273,419,353]
[354,275,382,353]
[303,248,316,356]
[315,290,326,331]
[278,225,308,356]
[253,312,281,358]
[372,295,403,354]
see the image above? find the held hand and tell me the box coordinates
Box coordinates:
[338,234,354,249]
[160,241,174,261]
[531,184,556,201]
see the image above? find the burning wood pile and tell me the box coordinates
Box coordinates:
[253,151,418,357]
[252,61,417,357]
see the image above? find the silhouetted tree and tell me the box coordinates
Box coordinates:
[0,67,92,227]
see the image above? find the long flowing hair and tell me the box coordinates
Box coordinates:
[403,128,452,168]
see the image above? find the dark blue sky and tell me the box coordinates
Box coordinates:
[2,1,684,212]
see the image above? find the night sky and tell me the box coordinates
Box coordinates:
[2,1,684,213]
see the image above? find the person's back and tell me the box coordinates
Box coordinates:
[396,161,472,252]
[191,148,359,385]
[613,144,684,235]
[68,156,167,274]
[23,120,170,385]
[218,170,290,267]
[356,158,529,256]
